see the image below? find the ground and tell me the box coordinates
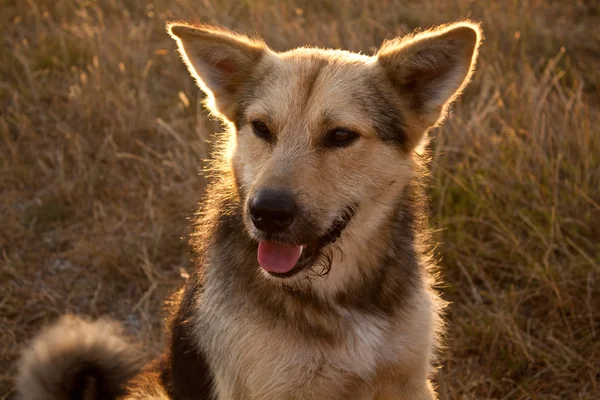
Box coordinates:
[1,1,599,399]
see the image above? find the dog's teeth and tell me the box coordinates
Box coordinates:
[299,246,304,256]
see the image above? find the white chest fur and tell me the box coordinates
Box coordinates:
[330,306,394,375]
[196,271,436,400]
[198,303,412,400]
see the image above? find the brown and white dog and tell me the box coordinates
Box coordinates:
[17,20,481,400]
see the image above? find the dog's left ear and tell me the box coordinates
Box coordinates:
[168,23,268,121]
[377,22,482,134]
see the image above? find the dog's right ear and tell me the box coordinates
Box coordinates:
[168,23,268,121]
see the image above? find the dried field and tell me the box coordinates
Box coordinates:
[1,1,599,398]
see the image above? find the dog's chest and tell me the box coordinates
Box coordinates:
[204,306,396,400]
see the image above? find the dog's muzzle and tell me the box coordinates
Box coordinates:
[262,205,357,278]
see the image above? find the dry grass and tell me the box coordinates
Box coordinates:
[1,0,599,398]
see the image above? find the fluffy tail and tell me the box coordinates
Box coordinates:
[16,315,145,400]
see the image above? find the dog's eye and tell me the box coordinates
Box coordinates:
[251,120,273,142]
[324,129,358,148]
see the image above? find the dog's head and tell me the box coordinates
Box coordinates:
[169,22,481,284]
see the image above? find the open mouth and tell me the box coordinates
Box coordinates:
[257,206,356,278]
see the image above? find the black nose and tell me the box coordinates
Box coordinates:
[249,190,297,233]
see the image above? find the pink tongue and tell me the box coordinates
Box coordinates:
[257,241,303,274]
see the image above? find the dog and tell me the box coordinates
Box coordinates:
[16,20,481,400]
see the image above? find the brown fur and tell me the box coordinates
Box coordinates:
[16,20,481,400]
[16,315,144,400]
